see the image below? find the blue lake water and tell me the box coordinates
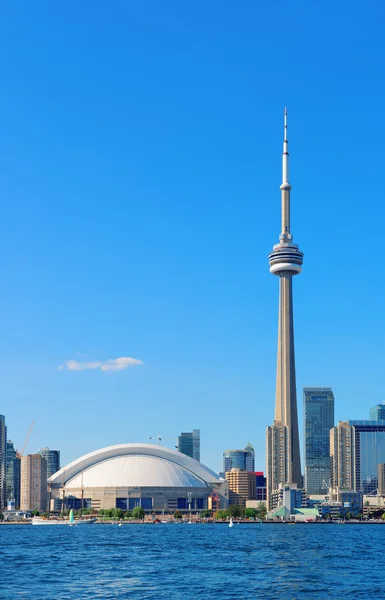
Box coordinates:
[0,523,384,599]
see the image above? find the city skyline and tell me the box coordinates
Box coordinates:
[1,2,385,473]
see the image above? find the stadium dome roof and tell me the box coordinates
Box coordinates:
[49,443,220,489]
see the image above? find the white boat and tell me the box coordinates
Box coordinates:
[229,517,233,528]
[32,515,97,526]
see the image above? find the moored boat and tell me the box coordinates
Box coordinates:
[32,516,97,526]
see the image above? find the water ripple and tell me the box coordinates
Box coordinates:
[0,524,385,599]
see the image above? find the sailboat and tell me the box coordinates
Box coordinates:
[229,517,233,528]
[69,509,76,526]
[32,508,97,526]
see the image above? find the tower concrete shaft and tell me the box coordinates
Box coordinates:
[274,273,301,485]
[267,109,303,500]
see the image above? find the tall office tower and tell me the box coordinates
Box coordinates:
[303,388,335,494]
[369,403,385,421]
[0,415,6,509]
[192,430,200,462]
[177,430,200,461]
[266,110,304,507]
[6,440,19,506]
[223,444,255,474]
[225,468,256,507]
[20,454,48,512]
[331,420,385,494]
[39,448,60,479]
[378,464,385,495]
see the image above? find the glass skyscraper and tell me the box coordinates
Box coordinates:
[6,440,20,508]
[177,430,200,462]
[303,388,334,494]
[38,448,60,479]
[223,444,255,474]
[0,415,6,509]
[369,403,385,421]
[331,420,385,494]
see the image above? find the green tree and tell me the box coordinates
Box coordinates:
[256,503,267,520]
[0,512,4,522]
[381,513,385,520]
[174,511,183,520]
[214,510,229,520]
[200,510,212,519]
[113,508,123,519]
[228,505,243,518]
[244,508,257,519]
[132,506,145,520]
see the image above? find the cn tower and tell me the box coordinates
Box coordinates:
[266,109,303,505]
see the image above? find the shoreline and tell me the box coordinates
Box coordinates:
[1,520,384,526]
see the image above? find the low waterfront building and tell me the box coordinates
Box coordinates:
[328,487,362,512]
[268,483,307,515]
[48,444,228,513]
[266,484,310,521]
[245,499,267,510]
[362,494,385,518]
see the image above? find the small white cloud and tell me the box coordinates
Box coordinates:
[59,356,143,372]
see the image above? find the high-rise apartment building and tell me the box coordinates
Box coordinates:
[266,110,304,508]
[369,403,385,421]
[303,388,334,494]
[225,468,256,507]
[378,464,385,496]
[39,448,60,479]
[20,454,48,512]
[331,420,385,494]
[223,444,255,474]
[0,415,6,509]
[330,422,354,490]
[177,430,200,461]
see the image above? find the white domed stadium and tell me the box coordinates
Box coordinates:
[49,443,228,513]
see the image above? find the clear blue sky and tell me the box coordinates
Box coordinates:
[1,0,384,473]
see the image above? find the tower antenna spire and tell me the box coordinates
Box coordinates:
[282,107,289,185]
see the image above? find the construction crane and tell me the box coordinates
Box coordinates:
[16,420,35,458]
